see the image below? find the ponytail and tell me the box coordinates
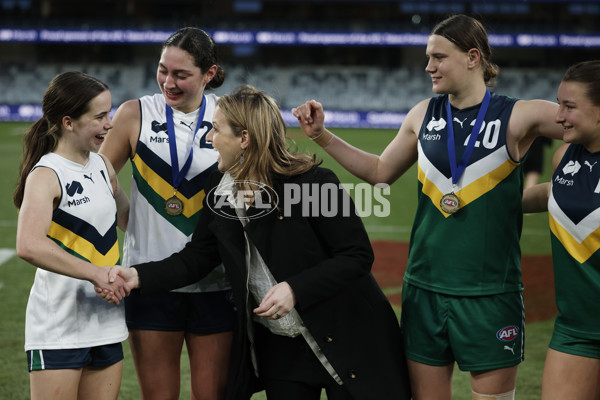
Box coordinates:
[13,117,60,208]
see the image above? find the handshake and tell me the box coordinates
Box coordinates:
[94,266,140,305]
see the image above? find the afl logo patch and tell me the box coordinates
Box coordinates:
[496,325,519,342]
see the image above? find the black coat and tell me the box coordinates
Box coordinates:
[134,167,411,400]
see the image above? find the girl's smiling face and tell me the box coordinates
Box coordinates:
[157,46,211,114]
[556,81,600,152]
[69,89,113,154]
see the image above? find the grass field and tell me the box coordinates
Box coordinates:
[0,121,558,399]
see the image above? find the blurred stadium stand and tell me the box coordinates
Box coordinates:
[0,62,564,108]
[0,0,598,126]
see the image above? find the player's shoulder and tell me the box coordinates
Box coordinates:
[402,98,432,132]
[115,98,142,120]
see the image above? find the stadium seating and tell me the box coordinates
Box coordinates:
[0,62,562,112]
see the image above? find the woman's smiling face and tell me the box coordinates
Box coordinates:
[207,106,243,172]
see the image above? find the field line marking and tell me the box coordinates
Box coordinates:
[0,248,16,265]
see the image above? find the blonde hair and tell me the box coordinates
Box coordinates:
[216,85,318,190]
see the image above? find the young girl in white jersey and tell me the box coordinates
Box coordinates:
[14,71,129,400]
[99,27,234,400]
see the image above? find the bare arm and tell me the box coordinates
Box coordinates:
[16,168,124,296]
[99,99,141,173]
[293,99,427,185]
[522,143,568,213]
[114,183,129,231]
[522,182,551,213]
[99,154,129,231]
[507,99,563,162]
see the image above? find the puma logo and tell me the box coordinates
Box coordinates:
[585,160,597,172]
[504,344,515,355]
[84,173,94,184]
[453,117,468,128]
[180,120,194,131]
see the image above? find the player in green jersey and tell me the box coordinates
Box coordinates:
[294,14,564,400]
[523,60,600,400]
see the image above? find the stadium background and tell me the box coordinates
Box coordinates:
[1,1,599,399]
[1,0,600,125]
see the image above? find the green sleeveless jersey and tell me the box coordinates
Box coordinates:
[549,143,600,339]
[405,93,524,296]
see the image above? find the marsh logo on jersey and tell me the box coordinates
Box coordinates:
[65,181,91,207]
[151,120,167,133]
[66,181,83,196]
[150,120,169,143]
[496,325,519,342]
[423,117,445,141]
[426,117,446,132]
[562,160,581,176]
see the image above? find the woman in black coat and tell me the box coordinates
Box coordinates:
[102,85,411,400]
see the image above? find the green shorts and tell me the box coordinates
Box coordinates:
[401,283,524,371]
[549,324,600,359]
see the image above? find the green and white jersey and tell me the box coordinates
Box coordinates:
[123,93,229,293]
[405,93,523,296]
[549,143,600,339]
[25,153,128,350]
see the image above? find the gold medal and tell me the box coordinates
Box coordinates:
[165,195,184,216]
[440,193,460,214]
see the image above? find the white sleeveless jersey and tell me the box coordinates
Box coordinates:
[25,152,128,350]
[123,93,229,292]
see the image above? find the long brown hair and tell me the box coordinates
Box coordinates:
[216,85,317,190]
[163,27,225,90]
[432,14,499,87]
[13,71,109,208]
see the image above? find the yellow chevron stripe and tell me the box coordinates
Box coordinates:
[550,214,600,264]
[132,154,206,218]
[418,166,448,216]
[419,159,518,217]
[48,221,120,266]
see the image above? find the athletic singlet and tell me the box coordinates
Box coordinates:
[405,93,524,296]
[25,153,128,350]
[549,143,600,339]
[123,93,229,293]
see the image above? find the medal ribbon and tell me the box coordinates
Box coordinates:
[446,89,491,186]
[165,95,206,190]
